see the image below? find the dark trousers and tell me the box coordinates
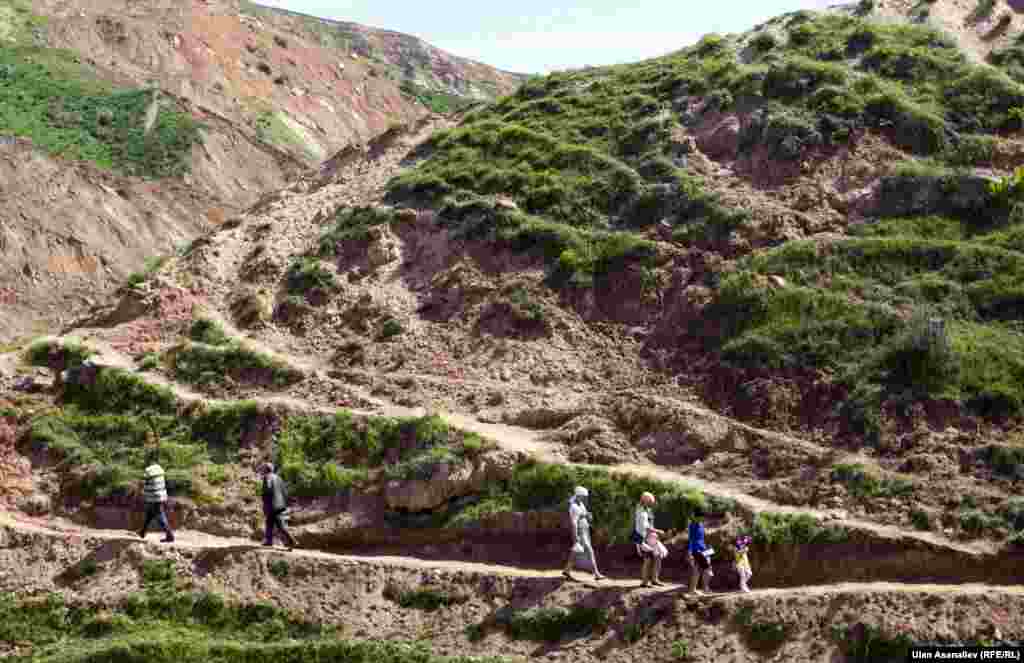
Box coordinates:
[264,508,294,546]
[141,502,172,536]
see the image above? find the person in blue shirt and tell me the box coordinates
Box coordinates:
[687,506,712,595]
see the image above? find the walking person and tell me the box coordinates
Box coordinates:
[687,506,713,595]
[562,486,604,581]
[260,463,297,550]
[139,454,174,543]
[634,492,668,587]
[734,535,753,593]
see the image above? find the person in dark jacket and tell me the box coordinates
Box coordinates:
[260,462,296,549]
[139,453,174,543]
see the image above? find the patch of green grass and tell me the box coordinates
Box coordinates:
[495,605,608,642]
[443,459,715,543]
[958,508,1004,537]
[285,258,338,295]
[830,463,914,500]
[834,623,913,662]
[699,235,1024,420]
[25,337,95,371]
[137,353,160,372]
[267,559,289,580]
[671,639,691,660]
[0,9,202,180]
[318,206,398,256]
[399,80,473,115]
[382,584,469,611]
[746,512,849,545]
[62,367,177,415]
[126,256,169,289]
[254,109,315,159]
[380,318,405,339]
[167,341,304,390]
[910,508,932,531]
[140,559,175,585]
[189,318,230,346]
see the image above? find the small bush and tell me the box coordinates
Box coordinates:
[910,508,932,531]
[140,559,175,585]
[168,342,304,389]
[1000,497,1024,531]
[671,639,692,660]
[499,605,608,642]
[137,353,160,371]
[831,463,914,499]
[959,508,1003,536]
[380,318,405,339]
[267,560,289,580]
[837,623,914,662]
[382,584,468,611]
[748,512,849,545]
[750,32,777,53]
[126,256,169,289]
[285,258,338,295]
[26,338,95,371]
[189,318,230,346]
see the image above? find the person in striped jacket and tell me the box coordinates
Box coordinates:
[139,455,175,543]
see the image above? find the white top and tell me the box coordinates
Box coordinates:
[569,499,586,526]
[635,505,652,537]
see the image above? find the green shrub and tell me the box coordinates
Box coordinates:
[0,40,202,178]
[830,463,914,499]
[127,256,169,289]
[168,342,304,389]
[499,606,608,641]
[140,559,175,585]
[671,639,692,660]
[189,318,230,346]
[318,206,397,256]
[267,560,289,580]
[138,353,160,371]
[750,32,777,53]
[747,512,849,545]
[285,258,338,295]
[63,367,177,415]
[380,318,405,339]
[910,508,932,531]
[26,337,95,370]
[382,584,468,611]
[836,623,913,662]
[959,509,1003,536]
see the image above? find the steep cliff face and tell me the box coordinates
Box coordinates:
[0,0,523,343]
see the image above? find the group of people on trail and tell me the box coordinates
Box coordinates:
[563,486,754,594]
[139,457,296,550]
[138,460,750,592]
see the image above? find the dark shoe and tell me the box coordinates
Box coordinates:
[138,530,146,539]
[561,570,574,581]
[640,581,651,588]
[593,573,605,581]
[161,535,175,543]
[651,580,664,587]
[262,541,274,547]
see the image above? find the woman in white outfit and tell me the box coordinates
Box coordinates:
[634,492,667,587]
[563,486,604,581]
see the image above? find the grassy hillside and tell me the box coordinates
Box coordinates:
[0,0,201,178]
[384,8,1024,429]
[0,586,507,663]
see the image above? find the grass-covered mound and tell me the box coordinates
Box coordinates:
[0,0,201,178]
[443,458,731,542]
[0,589,506,663]
[27,366,495,501]
[384,10,1024,287]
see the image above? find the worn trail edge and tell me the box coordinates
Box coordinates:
[2,510,1022,599]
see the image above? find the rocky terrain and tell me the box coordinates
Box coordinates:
[0,0,523,342]
[3,0,1024,661]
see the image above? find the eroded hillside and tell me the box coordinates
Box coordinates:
[0,0,522,344]
[3,1,1024,661]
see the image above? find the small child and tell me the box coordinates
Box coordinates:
[734,535,753,593]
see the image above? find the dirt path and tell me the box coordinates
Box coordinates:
[47,336,993,559]
[2,509,1022,601]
